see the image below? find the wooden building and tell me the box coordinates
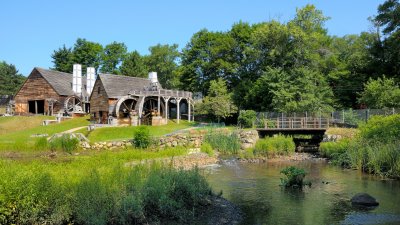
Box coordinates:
[14,65,94,116]
[90,73,193,125]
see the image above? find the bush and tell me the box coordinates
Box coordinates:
[49,134,79,153]
[280,166,307,188]
[143,167,211,221]
[320,139,351,167]
[253,135,295,157]
[133,126,151,149]
[205,130,241,154]
[200,142,214,156]
[238,110,257,128]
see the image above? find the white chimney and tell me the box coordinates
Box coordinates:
[148,72,158,83]
[72,64,81,93]
[76,65,82,95]
[86,67,95,95]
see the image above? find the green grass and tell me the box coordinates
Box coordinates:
[0,146,209,224]
[0,115,53,135]
[204,130,241,154]
[321,115,400,178]
[252,135,295,158]
[87,120,194,142]
[0,116,90,152]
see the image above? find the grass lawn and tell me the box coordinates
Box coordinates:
[87,120,195,142]
[0,116,90,152]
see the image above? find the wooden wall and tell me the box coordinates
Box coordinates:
[14,69,65,115]
[90,79,109,123]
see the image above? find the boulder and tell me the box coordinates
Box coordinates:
[351,193,379,207]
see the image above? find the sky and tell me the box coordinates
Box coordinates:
[0,0,385,76]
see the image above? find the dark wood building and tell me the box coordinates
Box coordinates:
[90,73,193,125]
[14,67,91,116]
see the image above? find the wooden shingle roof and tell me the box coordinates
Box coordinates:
[98,74,162,98]
[35,67,76,96]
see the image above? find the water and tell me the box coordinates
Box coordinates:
[203,159,400,225]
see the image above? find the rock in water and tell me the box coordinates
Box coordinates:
[351,193,379,207]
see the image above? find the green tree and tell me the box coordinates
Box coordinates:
[0,61,26,95]
[100,41,127,74]
[375,0,400,35]
[51,45,73,73]
[180,29,237,95]
[358,76,400,108]
[245,67,333,112]
[202,78,237,122]
[290,4,330,34]
[120,51,148,77]
[72,38,103,72]
[144,44,180,89]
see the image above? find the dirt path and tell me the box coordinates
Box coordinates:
[60,126,87,134]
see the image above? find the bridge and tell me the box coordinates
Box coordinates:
[256,117,330,152]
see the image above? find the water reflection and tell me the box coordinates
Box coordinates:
[204,160,400,225]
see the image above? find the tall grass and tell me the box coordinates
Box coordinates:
[49,134,79,153]
[0,158,211,224]
[204,130,241,154]
[322,115,400,178]
[253,135,295,157]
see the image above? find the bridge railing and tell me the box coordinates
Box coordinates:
[256,108,400,128]
[263,117,329,129]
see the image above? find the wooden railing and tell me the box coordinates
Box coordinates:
[128,89,192,98]
[264,117,330,129]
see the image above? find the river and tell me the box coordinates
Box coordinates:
[203,158,400,225]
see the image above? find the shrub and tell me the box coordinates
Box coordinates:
[205,131,241,154]
[133,126,151,149]
[280,166,307,188]
[320,139,352,167]
[238,110,257,128]
[49,134,79,153]
[253,135,295,157]
[200,142,214,156]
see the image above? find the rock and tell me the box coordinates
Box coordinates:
[351,193,379,207]
[172,141,178,147]
[125,142,132,147]
[107,143,113,147]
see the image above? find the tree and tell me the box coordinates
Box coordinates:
[245,67,334,112]
[51,45,73,73]
[358,76,400,108]
[120,51,148,77]
[72,38,103,72]
[0,61,26,95]
[375,0,400,35]
[290,4,330,34]
[144,44,180,89]
[100,42,127,74]
[180,29,237,95]
[202,78,237,122]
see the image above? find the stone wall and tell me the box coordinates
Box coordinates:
[80,130,259,151]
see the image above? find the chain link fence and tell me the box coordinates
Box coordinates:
[255,108,400,128]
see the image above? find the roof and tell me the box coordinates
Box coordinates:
[34,67,87,96]
[98,73,162,98]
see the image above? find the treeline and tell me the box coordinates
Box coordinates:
[2,1,400,113]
